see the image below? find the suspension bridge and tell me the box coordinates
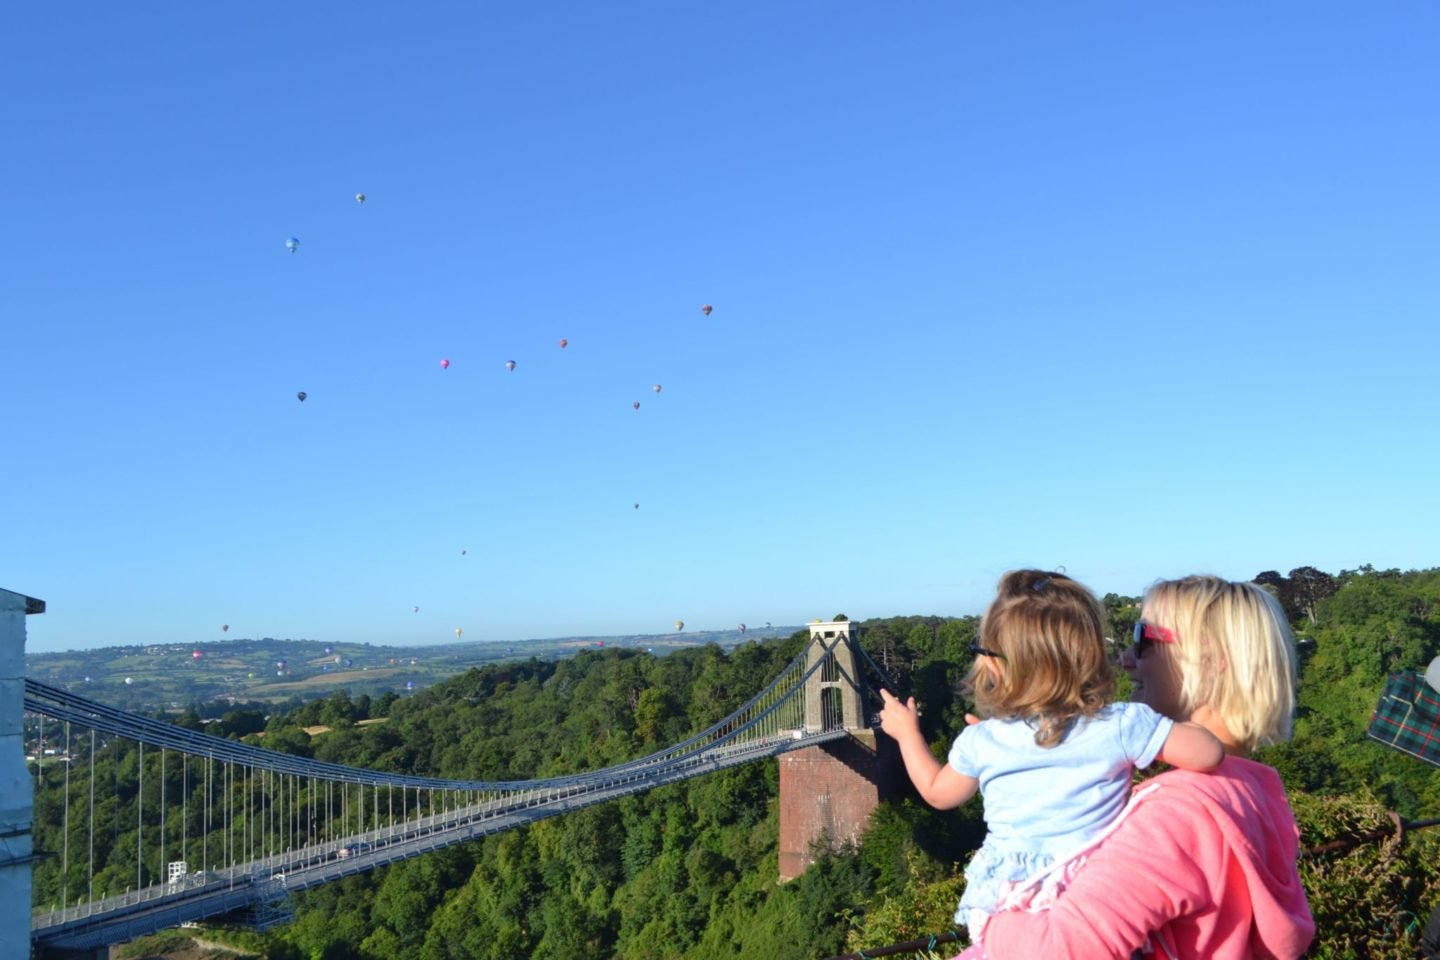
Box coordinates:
[5,591,891,959]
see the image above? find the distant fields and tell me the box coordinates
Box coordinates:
[24,628,794,713]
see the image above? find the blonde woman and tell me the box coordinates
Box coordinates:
[878,570,1224,942]
[977,575,1315,959]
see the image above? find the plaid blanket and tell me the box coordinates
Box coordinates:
[1367,670,1440,769]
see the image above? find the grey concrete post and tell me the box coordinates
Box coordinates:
[1,588,43,960]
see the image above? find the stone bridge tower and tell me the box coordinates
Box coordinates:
[777,619,888,881]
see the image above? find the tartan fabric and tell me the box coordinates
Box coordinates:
[1366,671,1440,769]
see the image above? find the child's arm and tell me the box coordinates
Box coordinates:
[878,688,980,810]
[1155,720,1225,771]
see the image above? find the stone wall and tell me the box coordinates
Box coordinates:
[777,731,882,882]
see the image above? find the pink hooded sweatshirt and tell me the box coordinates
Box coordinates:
[979,756,1314,960]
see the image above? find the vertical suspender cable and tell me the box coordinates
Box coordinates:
[159,748,165,883]
[181,753,188,875]
[204,754,211,875]
[112,737,120,889]
[88,727,95,910]
[137,741,143,891]
[61,721,71,909]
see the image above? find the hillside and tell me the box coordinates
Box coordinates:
[24,627,795,713]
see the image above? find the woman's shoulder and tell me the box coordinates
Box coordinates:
[1141,756,1294,813]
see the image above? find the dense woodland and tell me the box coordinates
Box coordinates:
[32,567,1440,959]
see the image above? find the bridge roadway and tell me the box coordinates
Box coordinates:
[32,727,853,953]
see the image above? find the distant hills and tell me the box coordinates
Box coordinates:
[23,627,801,713]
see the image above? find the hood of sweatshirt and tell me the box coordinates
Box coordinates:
[1157,756,1315,957]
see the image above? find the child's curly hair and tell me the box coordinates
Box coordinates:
[968,569,1115,747]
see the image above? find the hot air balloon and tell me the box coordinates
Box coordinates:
[222,624,229,632]
[192,650,203,660]
[558,338,568,349]
[343,658,353,668]
[297,391,307,402]
[505,360,516,372]
[355,193,365,204]
[460,549,467,556]
[653,384,662,393]
[455,627,463,638]
[83,676,92,683]
[286,237,300,254]
[701,304,712,316]
[674,620,685,632]
[247,671,254,678]
[440,358,450,370]
[633,503,640,509]
[738,623,747,633]
[413,605,420,613]
[765,621,772,629]
[324,645,333,654]
[124,677,134,685]
[633,401,641,411]
[322,663,331,672]
[275,659,287,670]
[406,680,415,691]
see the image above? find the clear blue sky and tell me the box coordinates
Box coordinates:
[6,4,1439,653]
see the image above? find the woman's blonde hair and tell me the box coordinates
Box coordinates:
[1142,575,1298,754]
[969,569,1114,747]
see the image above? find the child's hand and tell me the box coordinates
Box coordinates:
[877,688,922,741]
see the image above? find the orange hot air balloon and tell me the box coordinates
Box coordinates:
[701,304,713,316]
[558,338,568,349]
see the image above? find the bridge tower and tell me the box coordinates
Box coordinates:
[2,588,43,960]
[778,619,887,881]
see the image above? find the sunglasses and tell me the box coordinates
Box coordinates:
[967,642,1007,661]
[1132,620,1177,658]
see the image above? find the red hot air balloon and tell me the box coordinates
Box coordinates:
[440,358,450,370]
[558,338,568,349]
[701,304,713,316]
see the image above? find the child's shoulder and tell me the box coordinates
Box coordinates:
[1093,701,1162,724]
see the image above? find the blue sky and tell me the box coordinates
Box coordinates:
[6,3,1439,653]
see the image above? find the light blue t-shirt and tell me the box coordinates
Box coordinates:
[947,702,1172,923]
